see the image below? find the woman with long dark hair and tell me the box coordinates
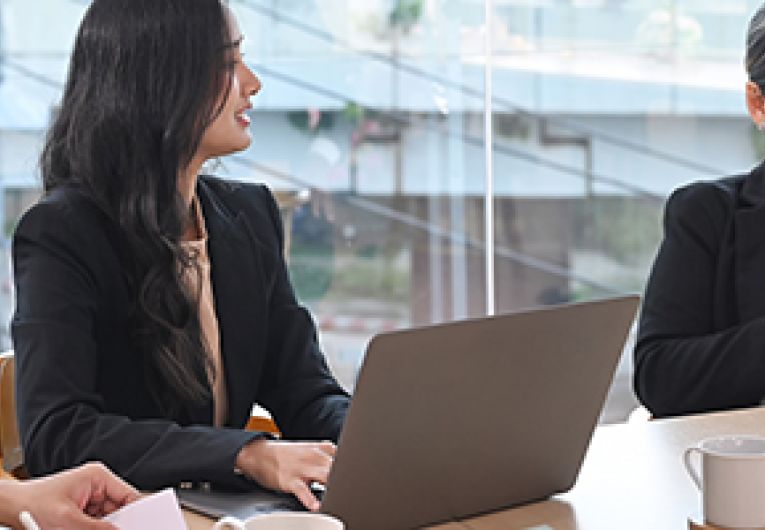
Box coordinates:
[634,2,765,419]
[12,0,348,510]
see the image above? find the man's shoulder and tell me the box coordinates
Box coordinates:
[672,176,742,204]
[666,176,743,223]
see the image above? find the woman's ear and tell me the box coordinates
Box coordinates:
[746,81,765,128]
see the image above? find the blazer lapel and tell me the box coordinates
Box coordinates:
[735,162,765,322]
[198,182,270,428]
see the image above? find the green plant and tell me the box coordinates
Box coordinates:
[388,0,424,33]
[286,110,336,135]
[343,102,365,125]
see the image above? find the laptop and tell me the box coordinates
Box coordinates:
[179,295,639,529]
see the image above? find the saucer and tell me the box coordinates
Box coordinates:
[689,519,765,530]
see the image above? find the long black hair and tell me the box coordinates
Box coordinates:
[41,0,234,414]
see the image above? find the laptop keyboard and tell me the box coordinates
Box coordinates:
[176,483,325,520]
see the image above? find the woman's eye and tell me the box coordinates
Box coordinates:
[227,55,245,68]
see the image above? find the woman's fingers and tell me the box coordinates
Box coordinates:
[236,439,339,509]
[289,479,321,512]
[299,465,332,487]
[316,441,337,457]
[290,450,333,510]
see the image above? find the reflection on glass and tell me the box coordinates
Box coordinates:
[226,0,487,388]
[490,0,761,422]
[1,0,762,423]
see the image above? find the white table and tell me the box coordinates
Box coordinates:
[186,407,765,529]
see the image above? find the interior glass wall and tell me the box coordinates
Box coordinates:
[0,0,759,422]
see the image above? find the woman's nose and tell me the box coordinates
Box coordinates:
[245,68,262,97]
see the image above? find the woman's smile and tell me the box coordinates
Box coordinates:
[235,106,252,128]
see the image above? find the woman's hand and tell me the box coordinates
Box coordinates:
[4,462,140,529]
[235,439,336,511]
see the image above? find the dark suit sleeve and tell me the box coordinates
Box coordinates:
[634,183,765,418]
[252,187,349,441]
[12,200,263,490]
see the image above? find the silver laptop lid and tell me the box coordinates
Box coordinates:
[321,295,639,530]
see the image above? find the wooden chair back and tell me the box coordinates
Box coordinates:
[0,351,26,478]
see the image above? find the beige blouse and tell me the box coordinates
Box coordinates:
[180,197,228,427]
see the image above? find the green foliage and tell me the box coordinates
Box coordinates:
[289,248,335,301]
[342,102,365,124]
[289,243,409,304]
[286,110,336,135]
[388,0,424,33]
[572,197,662,267]
[568,196,663,300]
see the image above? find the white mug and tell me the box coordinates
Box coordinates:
[684,435,765,528]
[212,513,344,530]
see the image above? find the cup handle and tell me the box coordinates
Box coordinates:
[212,516,247,530]
[683,447,703,490]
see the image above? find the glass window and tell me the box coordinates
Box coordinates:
[226,0,487,388]
[490,0,760,421]
[2,0,760,423]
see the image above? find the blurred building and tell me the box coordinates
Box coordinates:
[0,0,761,421]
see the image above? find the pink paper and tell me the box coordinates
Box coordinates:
[104,488,189,530]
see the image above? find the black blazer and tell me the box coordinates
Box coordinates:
[635,161,765,418]
[12,176,349,489]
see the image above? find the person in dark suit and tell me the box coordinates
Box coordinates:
[12,0,348,511]
[634,4,765,419]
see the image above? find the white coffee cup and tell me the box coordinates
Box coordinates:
[684,435,765,528]
[212,513,344,530]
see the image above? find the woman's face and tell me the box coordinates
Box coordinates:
[197,9,261,161]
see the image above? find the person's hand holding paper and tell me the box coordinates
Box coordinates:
[104,489,188,530]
